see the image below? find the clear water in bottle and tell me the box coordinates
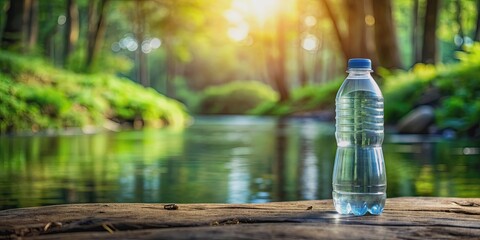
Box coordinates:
[332,58,386,216]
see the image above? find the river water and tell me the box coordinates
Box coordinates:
[1,116,479,210]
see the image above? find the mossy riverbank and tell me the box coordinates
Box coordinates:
[0,51,189,133]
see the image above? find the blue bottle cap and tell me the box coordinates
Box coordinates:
[348,58,371,69]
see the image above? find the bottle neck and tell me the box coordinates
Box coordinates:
[346,69,372,78]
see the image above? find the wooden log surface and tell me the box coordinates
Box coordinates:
[1,197,479,239]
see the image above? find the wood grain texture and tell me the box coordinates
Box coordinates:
[1,197,479,239]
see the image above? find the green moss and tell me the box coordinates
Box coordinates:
[0,51,189,133]
[198,81,278,114]
[250,79,342,116]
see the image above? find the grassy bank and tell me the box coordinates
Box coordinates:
[0,51,189,133]
[250,79,342,116]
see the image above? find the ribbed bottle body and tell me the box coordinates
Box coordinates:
[336,90,384,147]
[332,73,386,216]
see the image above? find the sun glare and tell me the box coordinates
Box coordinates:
[232,0,280,24]
[302,34,318,51]
[228,24,249,42]
[224,9,250,42]
[249,0,279,23]
[225,0,284,42]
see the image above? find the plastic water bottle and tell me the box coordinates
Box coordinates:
[332,58,386,216]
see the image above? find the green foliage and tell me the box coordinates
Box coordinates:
[0,51,189,133]
[0,75,45,131]
[198,81,278,114]
[65,48,134,74]
[173,76,202,110]
[251,79,342,116]
[383,43,480,136]
[104,78,188,127]
[383,64,437,122]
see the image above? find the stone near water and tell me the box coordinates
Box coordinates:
[397,105,435,134]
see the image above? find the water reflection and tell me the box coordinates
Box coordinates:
[227,156,250,203]
[274,118,288,201]
[0,116,479,210]
[297,119,323,200]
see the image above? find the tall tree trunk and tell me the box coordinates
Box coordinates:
[421,0,440,64]
[313,44,323,83]
[165,40,176,98]
[135,0,148,87]
[1,0,26,50]
[364,0,379,67]
[412,0,421,65]
[87,0,97,50]
[164,2,176,97]
[25,0,38,51]
[43,1,59,61]
[297,1,307,87]
[275,4,290,102]
[346,0,368,58]
[475,0,480,41]
[320,0,349,61]
[297,43,307,87]
[320,0,377,68]
[64,0,79,65]
[454,0,463,49]
[372,0,402,69]
[86,0,108,71]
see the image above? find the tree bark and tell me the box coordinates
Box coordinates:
[320,0,378,69]
[412,0,421,65]
[454,0,463,49]
[25,0,38,52]
[346,0,368,58]
[297,44,307,87]
[296,2,307,87]
[135,0,149,87]
[163,3,176,98]
[372,0,402,69]
[421,0,440,64]
[64,0,79,65]
[86,0,108,71]
[87,0,98,49]
[1,0,26,50]
[43,1,59,61]
[313,45,323,83]
[475,0,480,41]
[320,0,349,61]
[275,5,290,102]
[165,40,177,98]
